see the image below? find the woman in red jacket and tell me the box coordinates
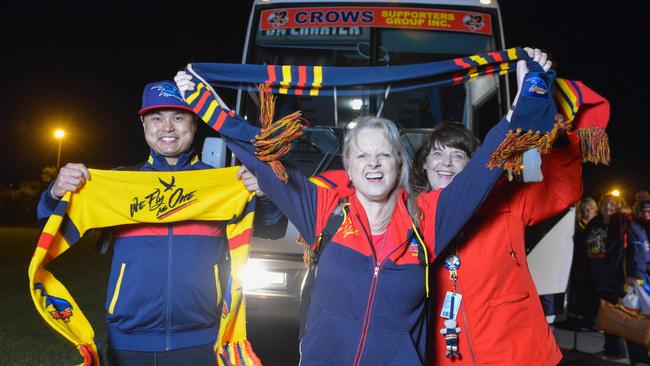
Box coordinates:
[412,123,583,365]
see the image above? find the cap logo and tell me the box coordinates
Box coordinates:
[523,74,549,99]
[151,82,183,101]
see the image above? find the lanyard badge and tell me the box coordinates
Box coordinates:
[440,255,462,320]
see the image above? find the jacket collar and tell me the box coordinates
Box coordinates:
[347,188,414,247]
[145,149,199,170]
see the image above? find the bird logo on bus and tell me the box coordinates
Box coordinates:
[268,10,288,28]
[463,14,485,32]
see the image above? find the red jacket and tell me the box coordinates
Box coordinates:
[429,133,583,366]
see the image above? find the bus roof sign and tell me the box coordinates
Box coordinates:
[260,7,493,35]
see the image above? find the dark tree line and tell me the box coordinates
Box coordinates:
[0,166,56,226]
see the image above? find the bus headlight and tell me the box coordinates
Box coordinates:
[242,259,287,291]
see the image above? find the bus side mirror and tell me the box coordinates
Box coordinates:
[202,137,227,168]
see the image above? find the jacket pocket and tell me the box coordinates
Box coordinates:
[362,325,423,365]
[105,255,165,330]
[171,262,221,331]
[108,263,126,315]
[476,290,546,363]
[488,290,529,308]
[299,310,360,365]
[214,264,222,307]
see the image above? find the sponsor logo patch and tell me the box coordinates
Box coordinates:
[35,283,74,323]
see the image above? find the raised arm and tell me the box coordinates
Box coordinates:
[431,47,554,255]
[515,132,583,226]
[432,118,508,254]
[237,166,289,239]
[226,136,336,246]
[175,70,340,245]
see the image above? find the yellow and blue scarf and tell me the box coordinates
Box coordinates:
[29,167,260,366]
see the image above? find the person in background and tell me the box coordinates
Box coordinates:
[583,193,627,360]
[635,190,650,205]
[633,190,650,219]
[567,197,598,328]
[625,200,650,366]
[578,197,598,227]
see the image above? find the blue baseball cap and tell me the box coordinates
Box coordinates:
[138,81,195,116]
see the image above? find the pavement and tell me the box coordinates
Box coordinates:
[248,321,642,365]
[554,326,632,365]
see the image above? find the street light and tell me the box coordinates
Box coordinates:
[611,189,621,197]
[54,129,65,169]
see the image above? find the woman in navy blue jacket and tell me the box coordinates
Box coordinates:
[176,48,553,365]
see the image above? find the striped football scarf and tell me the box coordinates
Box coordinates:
[29,167,261,366]
[180,47,609,180]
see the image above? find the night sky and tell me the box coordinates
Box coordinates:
[2,1,648,201]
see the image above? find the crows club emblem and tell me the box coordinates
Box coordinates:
[267,10,288,28]
[150,82,183,101]
[35,283,74,323]
[525,76,549,97]
[463,14,485,32]
[158,176,176,192]
[408,237,420,257]
[337,215,359,238]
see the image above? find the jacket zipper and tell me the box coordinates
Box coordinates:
[353,221,410,366]
[165,163,179,351]
[165,224,173,350]
[456,279,478,365]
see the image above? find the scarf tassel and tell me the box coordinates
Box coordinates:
[577,127,610,165]
[78,343,99,366]
[252,84,308,183]
[487,114,570,173]
[217,340,263,366]
[296,233,315,266]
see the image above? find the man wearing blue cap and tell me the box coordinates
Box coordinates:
[37,81,281,365]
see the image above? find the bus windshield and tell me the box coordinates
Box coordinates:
[239,3,508,174]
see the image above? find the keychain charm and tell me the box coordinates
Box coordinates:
[440,319,462,359]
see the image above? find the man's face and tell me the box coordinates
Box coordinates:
[142,109,196,165]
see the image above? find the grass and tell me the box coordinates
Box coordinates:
[1,227,301,365]
[1,227,110,365]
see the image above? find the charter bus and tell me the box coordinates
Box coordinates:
[231,0,574,327]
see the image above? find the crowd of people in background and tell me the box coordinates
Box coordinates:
[568,189,650,364]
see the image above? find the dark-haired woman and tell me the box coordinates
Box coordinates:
[411,122,582,365]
